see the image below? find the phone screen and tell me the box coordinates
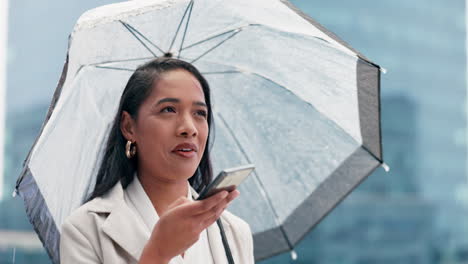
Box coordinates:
[196,164,255,200]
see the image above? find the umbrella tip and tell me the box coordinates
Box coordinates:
[12,189,17,198]
[290,250,298,261]
[381,162,390,172]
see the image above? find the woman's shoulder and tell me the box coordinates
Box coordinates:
[60,197,112,252]
[63,197,109,226]
[60,197,113,263]
[62,183,125,240]
[60,184,127,260]
[63,182,124,227]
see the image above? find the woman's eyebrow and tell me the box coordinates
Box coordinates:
[156,98,179,105]
[194,101,208,108]
[156,97,207,108]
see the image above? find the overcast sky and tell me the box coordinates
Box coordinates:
[6,0,124,114]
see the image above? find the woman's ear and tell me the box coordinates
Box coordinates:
[120,111,136,141]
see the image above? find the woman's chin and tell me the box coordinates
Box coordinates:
[168,166,198,180]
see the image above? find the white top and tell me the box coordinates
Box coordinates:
[124,176,215,264]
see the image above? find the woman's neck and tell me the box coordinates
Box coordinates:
[137,172,189,216]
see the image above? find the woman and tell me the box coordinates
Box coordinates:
[60,57,254,264]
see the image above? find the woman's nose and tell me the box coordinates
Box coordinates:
[177,115,197,137]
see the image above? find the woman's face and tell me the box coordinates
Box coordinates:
[121,69,209,182]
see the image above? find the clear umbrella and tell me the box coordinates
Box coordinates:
[15,0,386,262]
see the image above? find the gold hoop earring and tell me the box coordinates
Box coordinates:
[125,141,137,159]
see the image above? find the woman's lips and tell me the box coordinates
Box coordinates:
[172,142,197,159]
[172,150,196,158]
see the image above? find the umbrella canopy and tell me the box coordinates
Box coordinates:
[15,0,385,262]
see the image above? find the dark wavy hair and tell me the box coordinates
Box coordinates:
[88,57,214,200]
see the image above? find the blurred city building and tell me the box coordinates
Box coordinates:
[0,0,7,201]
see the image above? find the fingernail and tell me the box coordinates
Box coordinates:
[221,191,228,198]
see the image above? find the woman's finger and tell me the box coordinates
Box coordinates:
[226,190,240,203]
[191,190,240,224]
[182,190,229,215]
[192,199,226,222]
[199,207,226,229]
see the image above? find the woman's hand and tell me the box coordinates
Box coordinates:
[138,189,240,264]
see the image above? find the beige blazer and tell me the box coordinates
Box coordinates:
[60,182,254,263]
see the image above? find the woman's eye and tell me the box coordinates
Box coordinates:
[197,110,208,117]
[161,106,176,113]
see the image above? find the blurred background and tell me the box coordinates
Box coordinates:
[0,0,466,263]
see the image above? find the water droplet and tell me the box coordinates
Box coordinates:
[382,163,390,172]
[290,250,297,260]
[11,190,17,198]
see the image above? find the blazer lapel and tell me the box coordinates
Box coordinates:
[89,182,149,261]
[102,202,149,261]
[92,183,237,262]
[206,219,233,264]
[190,187,235,263]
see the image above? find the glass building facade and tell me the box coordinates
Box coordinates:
[0,0,466,263]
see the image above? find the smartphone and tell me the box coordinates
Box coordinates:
[196,164,255,200]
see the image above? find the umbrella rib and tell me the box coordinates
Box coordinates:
[174,58,253,78]
[177,0,194,59]
[201,70,242,75]
[170,0,194,53]
[216,113,295,251]
[180,28,238,51]
[119,20,163,56]
[90,56,155,66]
[180,24,259,51]
[361,145,383,163]
[189,30,241,64]
[95,66,134,72]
